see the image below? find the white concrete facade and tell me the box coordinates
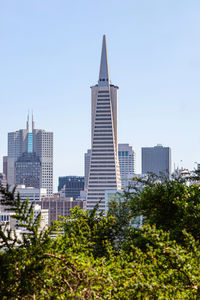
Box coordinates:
[15,185,47,202]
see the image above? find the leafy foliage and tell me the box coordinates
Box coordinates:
[123,178,200,243]
[1,179,200,299]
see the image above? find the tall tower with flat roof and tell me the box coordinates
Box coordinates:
[86,35,121,211]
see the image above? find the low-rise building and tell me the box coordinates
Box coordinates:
[15,185,47,202]
[37,196,86,224]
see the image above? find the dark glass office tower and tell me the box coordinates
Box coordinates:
[58,176,84,200]
[15,152,41,188]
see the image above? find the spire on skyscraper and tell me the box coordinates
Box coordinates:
[98,35,110,86]
[26,112,29,131]
[32,111,35,132]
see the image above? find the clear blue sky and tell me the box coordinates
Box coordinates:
[1,0,200,191]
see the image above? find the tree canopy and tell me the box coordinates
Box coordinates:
[0,178,200,299]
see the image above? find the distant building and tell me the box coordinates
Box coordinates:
[84,149,91,188]
[3,156,7,179]
[118,144,135,188]
[142,144,171,178]
[15,185,47,202]
[12,204,48,231]
[76,190,87,202]
[0,173,7,205]
[37,196,86,224]
[6,115,53,196]
[58,176,85,200]
[0,173,7,188]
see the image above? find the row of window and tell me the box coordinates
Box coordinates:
[92,149,114,152]
[93,142,113,145]
[89,176,116,179]
[97,95,110,97]
[91,158,115,161]
[94,122,112,125]
[94,129,112,133]
[92,149,114,153]
[96,105,110,108]
[96,118,111,121]
[94,137,113,140]
[94,134,113,137]
[93,145,113,152]
[96,109,110,112]
[90,168,115,171]
[97,99,110,102]
[89,181,116,184]
[91,163,115,166]
[91,160,115,163]
[119,151,130,156]
[88,192,105,195]
[93,141,113,144]
[0,215,9,222]
[90,172,116,175]
[96,110,111,112]
[95,126,112,128]
[87,200,105,202]
[92,153,114,156]
[96,115,111,118]
[88,185,117,188]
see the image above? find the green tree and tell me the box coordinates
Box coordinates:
[1,182,200,299]
[125,178,200,243]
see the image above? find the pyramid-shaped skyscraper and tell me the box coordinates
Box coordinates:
[86,35,121,211]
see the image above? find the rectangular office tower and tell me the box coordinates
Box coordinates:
[142,144,171,178]
[5,116,53,196]
[118,144,135,188]
[86,35,121,211]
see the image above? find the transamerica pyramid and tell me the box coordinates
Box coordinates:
[86,35,121,211]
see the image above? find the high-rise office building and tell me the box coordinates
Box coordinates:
[6,115,53,196]
[142,144,171,178]
[33,128,53,197]
[58,176,84,200]
[86,35,121,211]
[118,144,135,188]
[84,149,91,188]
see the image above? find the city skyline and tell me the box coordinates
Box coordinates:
[1,1,200,192]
